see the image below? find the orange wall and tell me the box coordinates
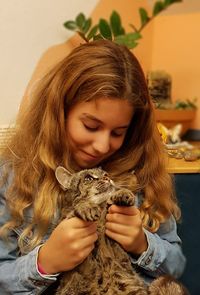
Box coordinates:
[151,12,200,129]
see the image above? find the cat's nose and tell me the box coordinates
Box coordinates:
[102,174,111,183]
[103,176,109,181]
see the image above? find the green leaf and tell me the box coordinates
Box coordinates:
[153,1,164,16]
[164,0,182,6]
[77,31,88,42]
[110,11,125,37]
[63,20,77,31]
[93,34,104,41]
[186,98,197,109]
[99,19,112,40]
[75,13,86,29]
[164,0,173,5]
[163,0,182,7]
[87,25,99,40]
[114,32,142,49]
[139,8,150,27]
[120,27,125,35]
[82,18,92,33]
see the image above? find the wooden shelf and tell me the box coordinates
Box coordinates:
[155,109,196,135]
[166,156,200,174]
[166,141,200,174]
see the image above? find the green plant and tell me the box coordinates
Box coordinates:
[63,0,182,49]
[155,98,198,110]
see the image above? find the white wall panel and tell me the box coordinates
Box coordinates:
[0,0,98,124]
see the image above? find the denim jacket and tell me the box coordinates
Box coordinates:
[0,162,186,294]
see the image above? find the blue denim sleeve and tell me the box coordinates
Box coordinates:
[0,169,58,294]
[130,216,186,281]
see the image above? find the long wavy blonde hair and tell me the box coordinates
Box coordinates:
[0,40,180,252]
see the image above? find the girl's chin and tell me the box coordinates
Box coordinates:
[73,151,104,168]
[77,159,102,169]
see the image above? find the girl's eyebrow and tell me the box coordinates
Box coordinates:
[81,113,129,129]
[81,113,102,123]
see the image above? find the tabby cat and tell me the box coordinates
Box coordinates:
[54,166,146,295]
[52,166,188,295]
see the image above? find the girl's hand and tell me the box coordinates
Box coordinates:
[38,217,98,274]
[105,205,148,256]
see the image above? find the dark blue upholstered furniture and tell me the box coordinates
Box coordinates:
[175,173,200,295]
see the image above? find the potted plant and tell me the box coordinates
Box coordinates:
[63,0,183,49]
[146,70,197,134]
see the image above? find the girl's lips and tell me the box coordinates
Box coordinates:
[81,151,102,161]
[82,150,100,159]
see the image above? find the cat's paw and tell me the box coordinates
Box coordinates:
[74,203,101,221]
[109,189,135,206]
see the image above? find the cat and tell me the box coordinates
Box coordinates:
[148,275,190,295]
[51,166,188,295]
[157,123,182,144]
[54,166,146,295]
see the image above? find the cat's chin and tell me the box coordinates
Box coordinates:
[89,187,115,205]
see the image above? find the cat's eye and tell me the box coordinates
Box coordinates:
[84,174,95,182]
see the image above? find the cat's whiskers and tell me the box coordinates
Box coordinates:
[89,188,115,205]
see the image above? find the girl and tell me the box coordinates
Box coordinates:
[0,40,185,294]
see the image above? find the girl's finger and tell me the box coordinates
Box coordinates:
[105,228,131,247]
[63,217,96,228]
[106,212,137,226]
[105,221,133,236]
[108,205,139,215]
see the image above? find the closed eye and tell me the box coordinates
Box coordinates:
[111,129,127,137]
[84,124,98,132]
[111,132,124,137]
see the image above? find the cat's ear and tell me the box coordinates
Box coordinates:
[172,123,182,134]
[55,166,72,189]
[170,123,182,143]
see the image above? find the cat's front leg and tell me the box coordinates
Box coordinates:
[108,189,135,207]
[74,201,102,221]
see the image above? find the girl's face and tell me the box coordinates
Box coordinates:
[66,97,134,169]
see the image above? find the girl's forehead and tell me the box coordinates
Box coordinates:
[70,97,134,127]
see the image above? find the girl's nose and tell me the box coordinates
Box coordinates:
[92,133,110,155]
